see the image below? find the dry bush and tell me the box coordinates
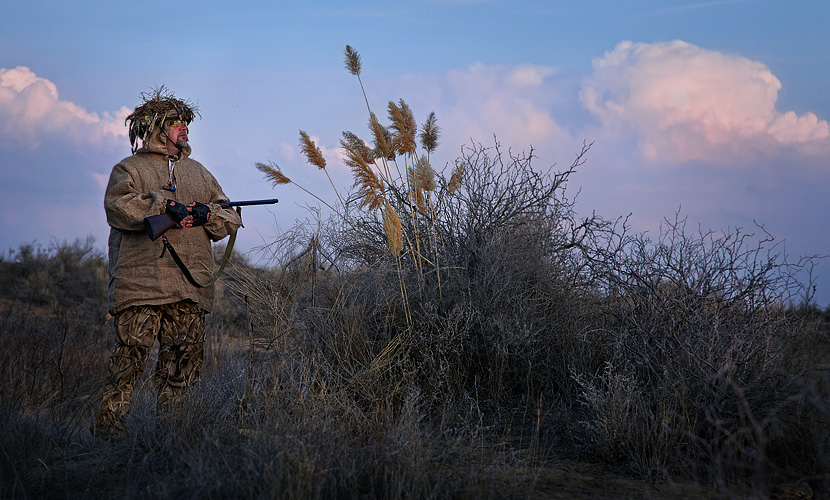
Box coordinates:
[0,239,110,427]
[575,214,829,492]
[256,137,609,412]
[243,45,829,497]
[0,239,113,495]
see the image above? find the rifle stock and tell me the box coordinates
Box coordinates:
[143,198,278,241]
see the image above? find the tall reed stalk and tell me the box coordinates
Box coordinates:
[261,45,456,309]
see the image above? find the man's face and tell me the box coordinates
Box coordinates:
[165,118,189,149]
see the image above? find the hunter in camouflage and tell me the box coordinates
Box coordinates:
[95,87,241,435]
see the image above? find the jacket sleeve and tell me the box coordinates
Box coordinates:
[105,163,168,232]
[202,171,243,242]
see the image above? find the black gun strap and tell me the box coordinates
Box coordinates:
[161,229,237,288]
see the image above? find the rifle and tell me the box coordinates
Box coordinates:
[144,198,279,241]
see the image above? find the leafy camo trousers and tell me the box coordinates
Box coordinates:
[97,301,205,432]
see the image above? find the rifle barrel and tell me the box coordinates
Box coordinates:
[218,198,279,208]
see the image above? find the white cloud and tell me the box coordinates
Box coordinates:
[288,62,572,179]
[768,111,830,144]
[0,66,129,150]
[309,134,343,169]
[400,62,571,154]
[507,65,556,87]
[580,40,830,164]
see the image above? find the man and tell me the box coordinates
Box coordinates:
[95,87,242,435]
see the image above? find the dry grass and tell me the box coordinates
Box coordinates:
[2,45,829,499]
[241,44,829,497]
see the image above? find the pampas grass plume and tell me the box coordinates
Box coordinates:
[448,163,465,194]
[383,202,403,255]
[388,99,417,156]
[256,162,292,187]
[342,133,385,211]
[419,111,440,153]
[415,156,436,192]
[344,45,362,76]
[369,113,393,160]
[299,130,327,170]
[341,131,374,164]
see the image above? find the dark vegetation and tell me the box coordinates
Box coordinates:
[2,46,829,499]
[2,142,828,498]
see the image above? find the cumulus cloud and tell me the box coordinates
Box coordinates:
[0,66,129,150]
[506,65,556,87]
[399,62,570,154]
[296,62,570,177]
[580,40,830,164]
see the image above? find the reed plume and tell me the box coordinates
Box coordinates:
[414,188,427,215]
[407,164,428,214]
[419,111,440,154]
[448,162,465,194]
[256,162,292,187]
[388,99,417,156]
[344,45,361,76]
[299,130,327,170]
[382,202,403,255]
[256,161,345,218]
[298,130,352,223]
[341,132,385,211]
[414,155,437,192]
[341,131,375,165]
[344,45,371,113]
[369,112,394,162]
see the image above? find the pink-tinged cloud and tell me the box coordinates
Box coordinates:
[387,63,571,159]
[580,40,830,164]
[442,63,567,148]
[0,66,129,150]
[290,63,570,179]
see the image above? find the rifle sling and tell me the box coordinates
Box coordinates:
[161,229,238,289]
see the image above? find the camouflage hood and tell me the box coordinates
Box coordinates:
[125,86,199,156]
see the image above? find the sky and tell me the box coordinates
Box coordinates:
[1,0,829,306]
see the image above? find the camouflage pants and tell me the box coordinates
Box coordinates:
[96,301,205,433]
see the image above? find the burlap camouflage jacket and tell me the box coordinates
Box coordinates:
[105,127,242,314]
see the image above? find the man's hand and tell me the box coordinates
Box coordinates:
[165,200,210,228]
[166,200,189,224]
[190,202,211,226]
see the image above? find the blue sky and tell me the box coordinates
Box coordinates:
[2,0,829,305]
